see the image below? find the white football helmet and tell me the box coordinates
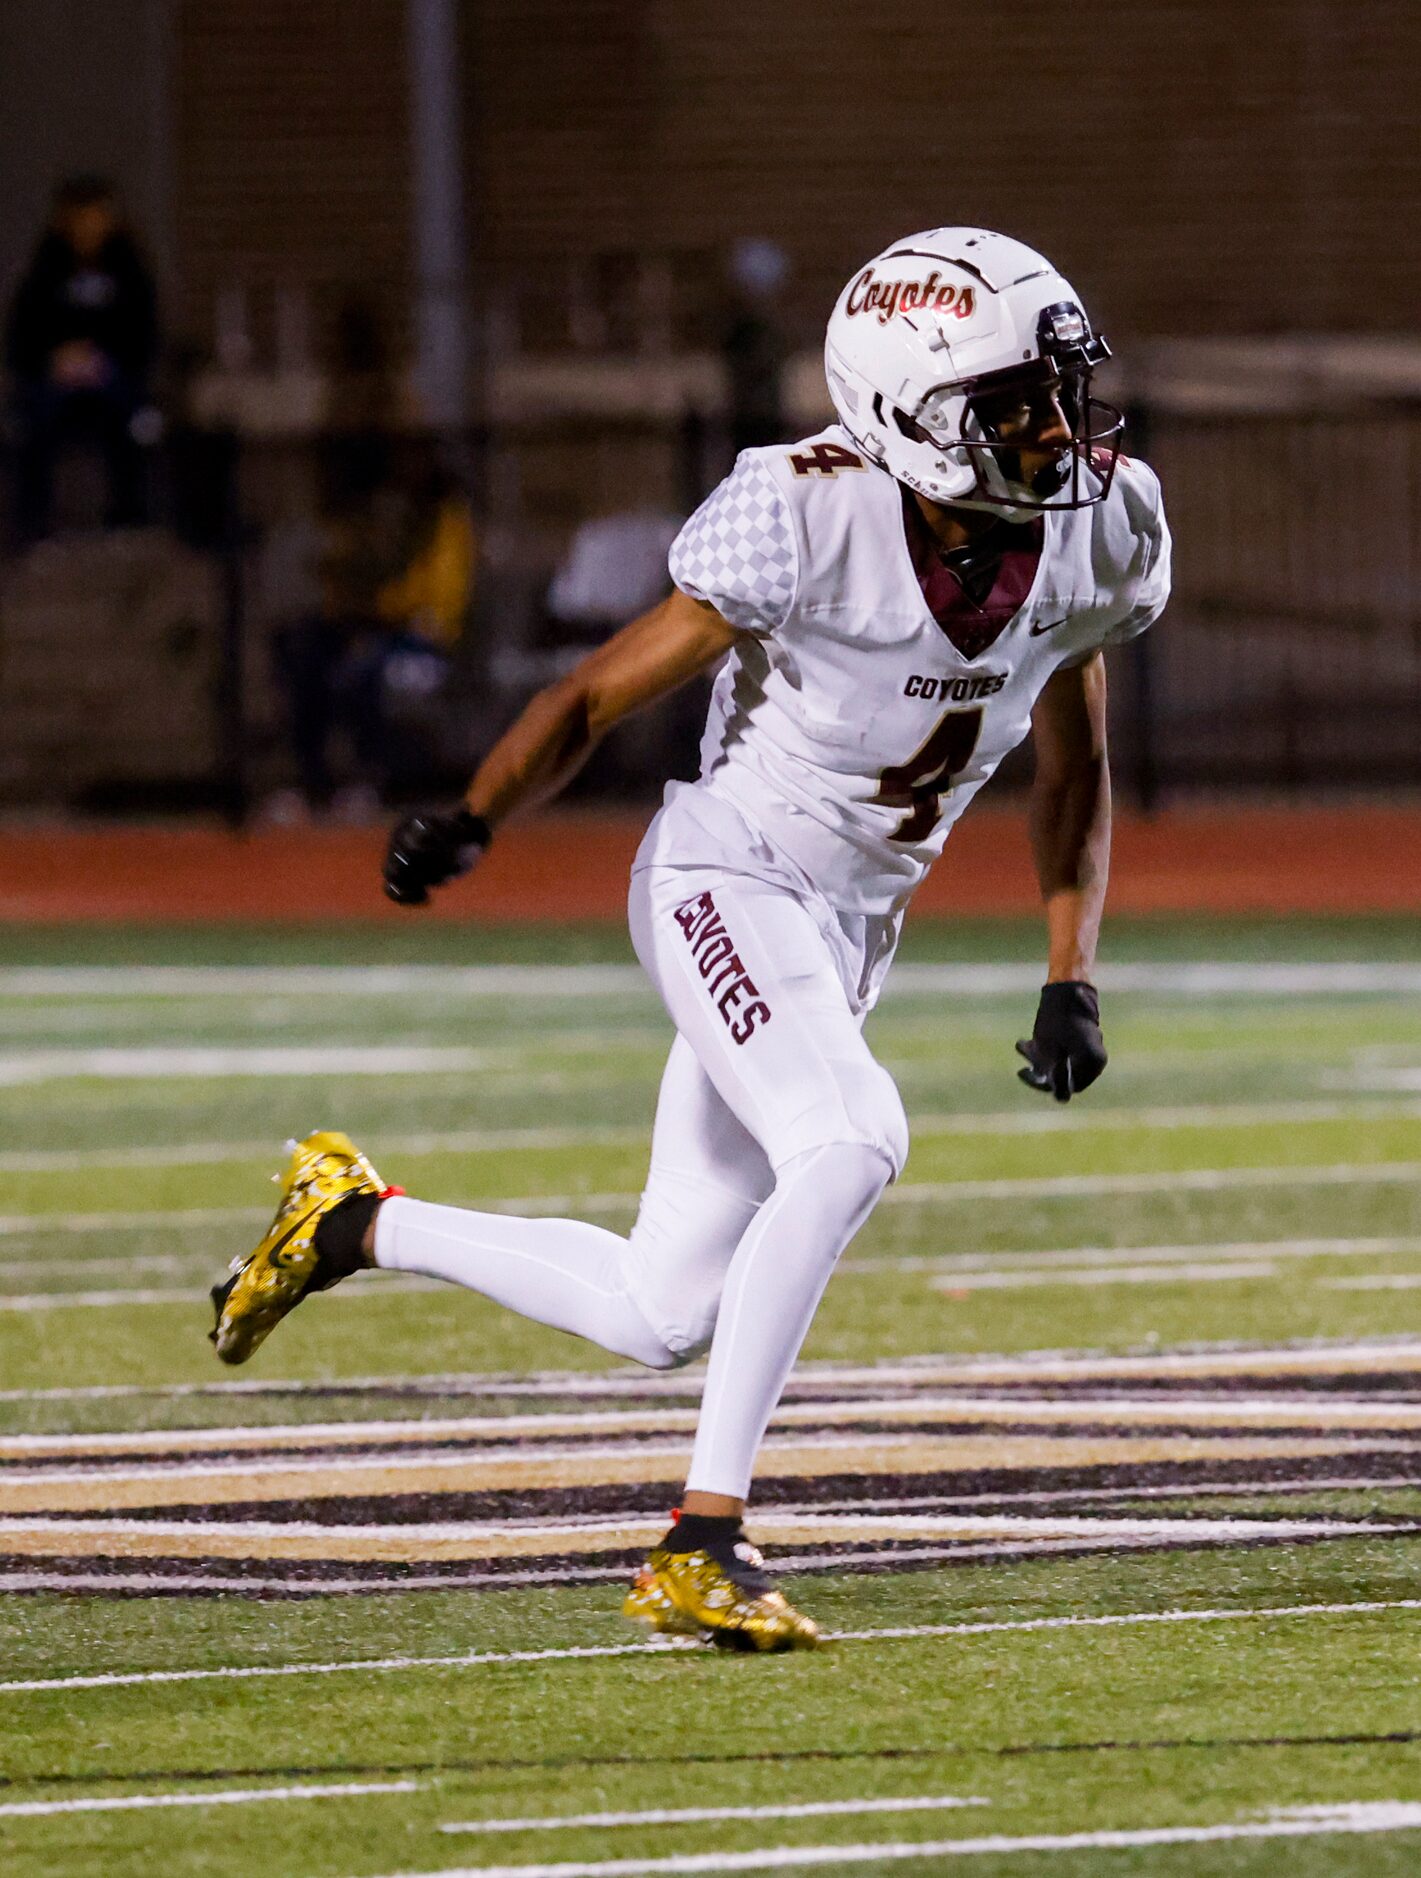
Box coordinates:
[824,228,1123,517]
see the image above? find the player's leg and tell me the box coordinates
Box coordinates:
[616,1032,774,1362]
[683,1138,888,1499]
[210,1033,771,1371]
[623,868,907,1649]
[634,869,906,1483]
[371,1030,772,1364]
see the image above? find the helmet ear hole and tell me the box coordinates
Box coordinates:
[890,405,932,446]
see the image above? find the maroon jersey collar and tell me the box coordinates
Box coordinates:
[900,491,1044,662]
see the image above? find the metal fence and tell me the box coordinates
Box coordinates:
[1119,405,1421,796]
[3,397,1420,815]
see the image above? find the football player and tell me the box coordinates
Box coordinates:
[210,229,1170,1651]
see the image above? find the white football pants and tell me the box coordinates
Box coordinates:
[375,865,908,1500]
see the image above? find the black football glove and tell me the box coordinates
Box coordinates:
[1015,980,1107,1102]
[383,806,491,907]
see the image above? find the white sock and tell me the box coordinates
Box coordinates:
[374,1195,675,1368]
[684,1141,891,1500]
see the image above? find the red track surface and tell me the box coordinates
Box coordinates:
[2,804,1419,923]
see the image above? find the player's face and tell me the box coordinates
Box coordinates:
[970,382,1073,494]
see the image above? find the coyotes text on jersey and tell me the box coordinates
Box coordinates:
[638,424,1170,920]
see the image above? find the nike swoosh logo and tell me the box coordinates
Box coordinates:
[1029,616,1069,637]
[264,1202,322,1267]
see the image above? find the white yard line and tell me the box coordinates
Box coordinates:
[367,1803,1421,1875]
[0,1779,420,1821]
[908,1097,1421,1136]
[0,1421,1070,1489]
[773,1513,1389,1539]
[886,1161,1421,1204]
[10,1336,1421,1405]
[0,1204,264,1239]
[1323,1276,1421,1291]
[0,1046,507,1086]
[863,1236,1421,1275]
[0,1254,209,1280]
[6,961,1421,998]
[0,1406,708,1453]
[0,1549,1033,1597]
[0,1636,691,1691]
[0,1418,1157,1489]
[4,1098,1420,1175]
[5,1162,1421,1250]
[772,1476,1421,1514]
[0,1537,1382,1597]
[7,1598,1421,1696]
[440,1796,988,1836]
[0,1563,654,1595]
[4,1234,1413,1296]
[0,1512,1389,1547]
[0,1124,649,1174]
[0,1288,210,1311]
[930,1261,1278,1290]
[13,1382,1421,1458]
[0,965,649,999]
[0,1277,439,1312]
[1325,1069,1421,1093]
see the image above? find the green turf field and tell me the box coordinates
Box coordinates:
[4,914,1421,1876]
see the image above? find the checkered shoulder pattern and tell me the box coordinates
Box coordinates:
[669,453,798,634]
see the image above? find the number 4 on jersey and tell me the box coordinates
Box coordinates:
[788,442,865,478]
[874,706,983,842]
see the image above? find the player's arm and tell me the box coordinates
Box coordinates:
[466,588,738,826]
[1016,651,1111,1100]
[383,588,740,904]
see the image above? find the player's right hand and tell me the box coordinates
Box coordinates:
[383,807,491,907]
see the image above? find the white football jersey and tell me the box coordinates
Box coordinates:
[641,423,1170,918]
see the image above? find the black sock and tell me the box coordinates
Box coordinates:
[662,1512,743,1553]
[312,1191,382,1286]
[662,1513,772,1593]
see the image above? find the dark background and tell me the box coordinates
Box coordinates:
[3,1,1415,348]
[0,0,1418,814]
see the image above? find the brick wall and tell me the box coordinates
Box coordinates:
[170,0,1421,350]
[173,0,410,349]
[464,0,1421,337]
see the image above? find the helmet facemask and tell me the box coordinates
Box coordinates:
[892,306,1123,519]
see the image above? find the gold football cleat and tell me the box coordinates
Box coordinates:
[623,1542,824,1652]
[209,1130,396,1366]
[623,1560,706,1639]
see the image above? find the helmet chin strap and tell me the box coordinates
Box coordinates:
[946,447,1071,523]
[942,483,1045,526]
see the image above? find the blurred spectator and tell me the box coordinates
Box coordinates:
[268,451,476,818]
[721,236,790,456]
[5,175,160,542]
[541,505,695,793]
[545,506,681,645]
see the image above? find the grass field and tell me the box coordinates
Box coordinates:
[5,912,1421,1876]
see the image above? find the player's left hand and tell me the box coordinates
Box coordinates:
[1016,980,1107,1102]
[383,807,491,906]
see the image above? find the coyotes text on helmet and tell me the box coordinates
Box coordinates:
[845,268,977,325]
